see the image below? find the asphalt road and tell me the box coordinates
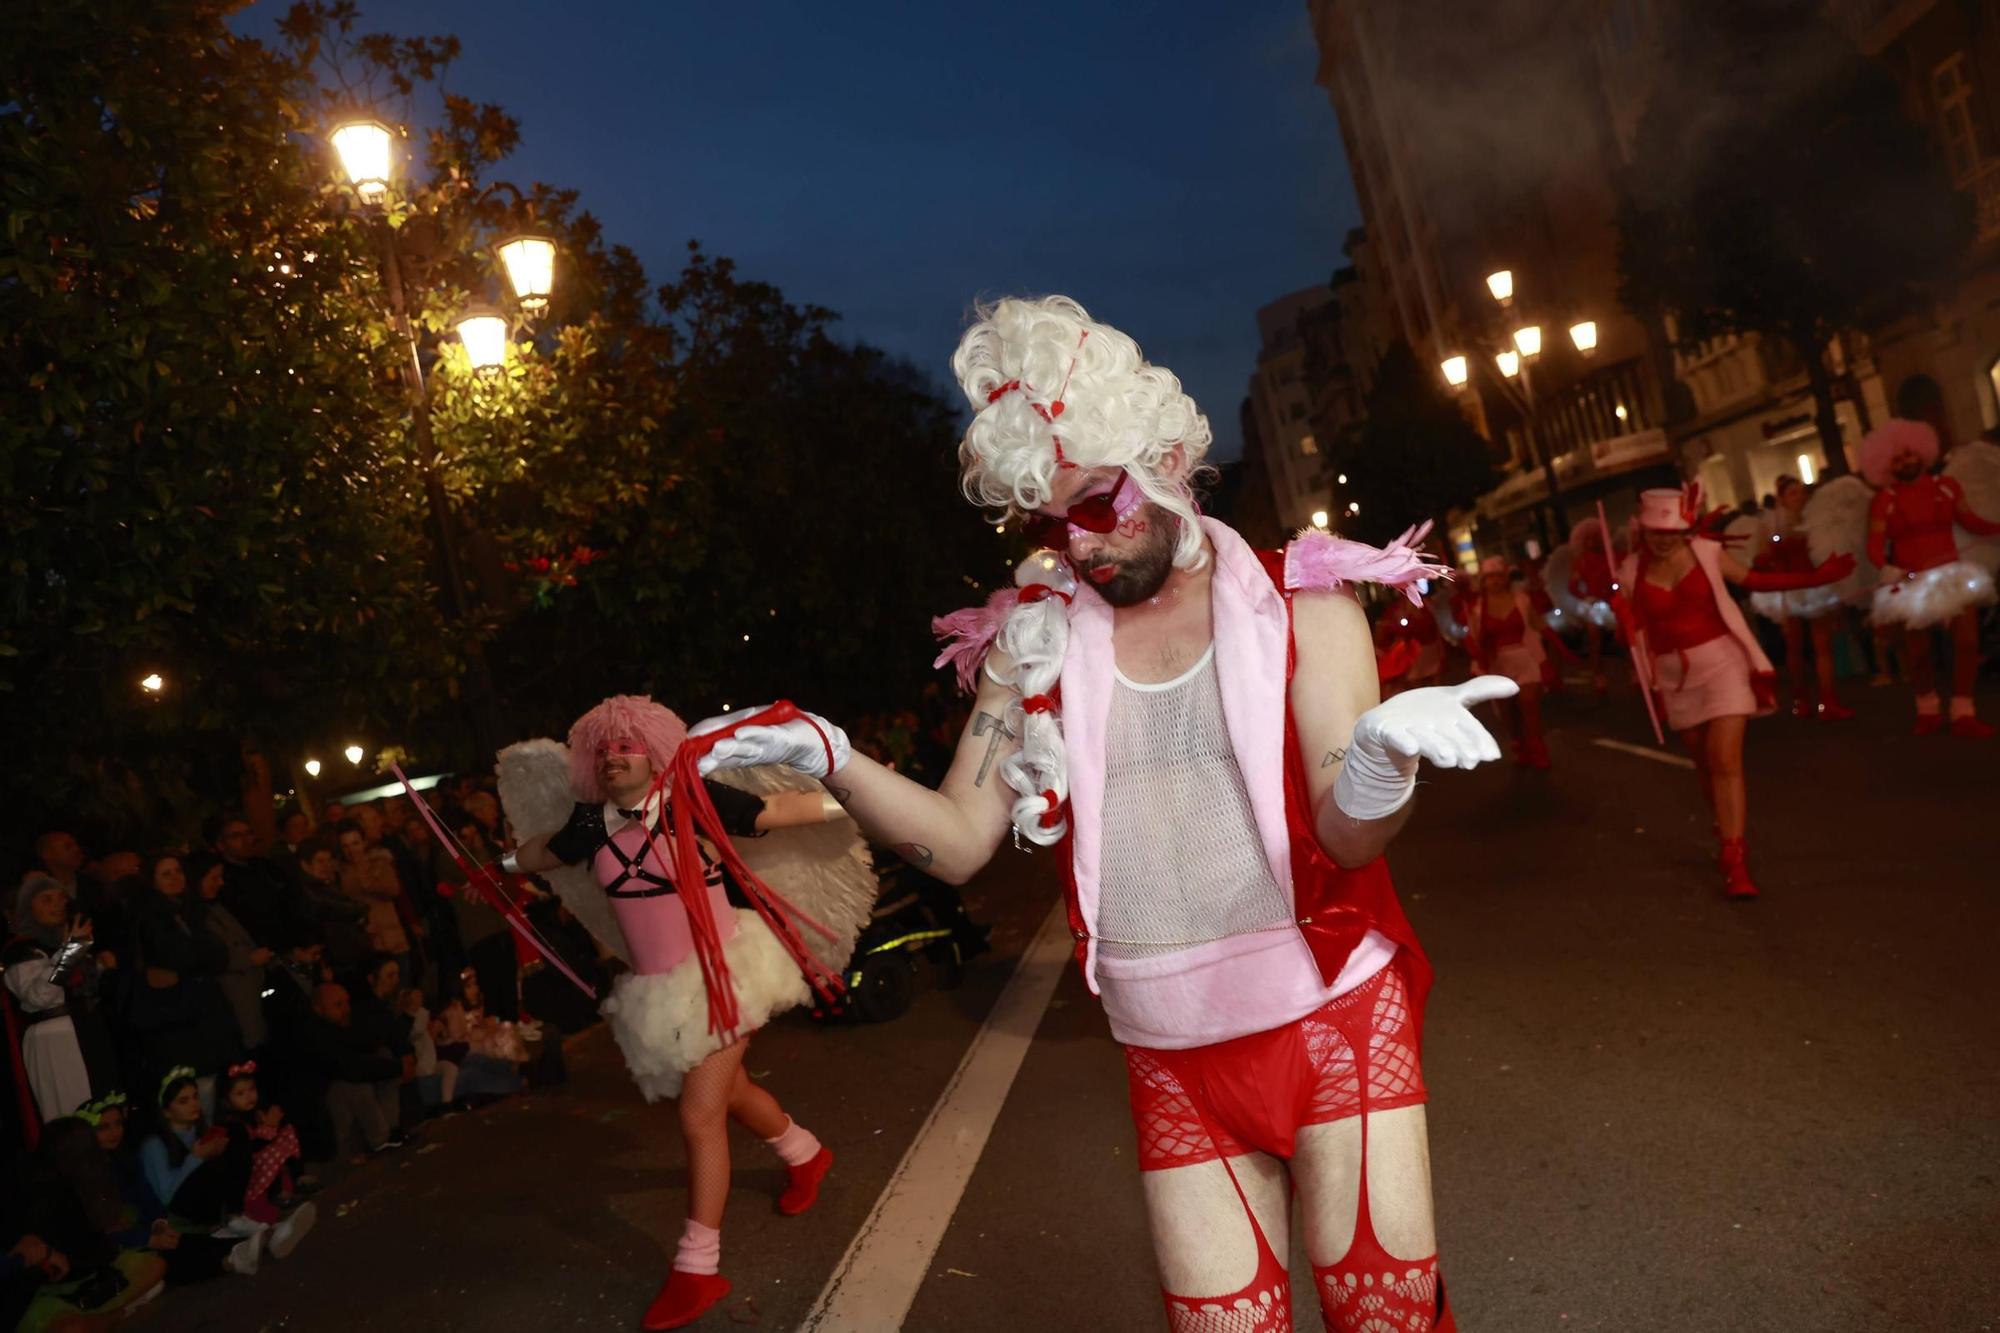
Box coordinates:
[149,679,1999,1333]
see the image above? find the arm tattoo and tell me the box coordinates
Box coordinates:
[892,842,935,869]
[826,783,852,804]
[970,710,1017,787]
[1320,747,1346,768]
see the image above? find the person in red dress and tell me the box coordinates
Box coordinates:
[1746,475,1855,721]
[1464,556,1563,768]
[1860,420,2000,737]
[1616,488,1852,897]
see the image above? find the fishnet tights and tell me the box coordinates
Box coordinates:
[1125,964,1425,1171]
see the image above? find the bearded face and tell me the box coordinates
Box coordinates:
[1890,449,1926,484]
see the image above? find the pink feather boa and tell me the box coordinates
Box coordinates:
[932,589,1022,693]
[1284,522,1453,606]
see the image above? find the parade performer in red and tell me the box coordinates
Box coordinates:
[695,296,1517,1331]
[1464,555,1565,768]
[1616,487,1853,898]
[1858,421,2000,737]
[499,696,875,1329]
[1543,516,1621,696]
[1742,475,1854,721]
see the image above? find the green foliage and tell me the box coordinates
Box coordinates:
[1616,1,1972,463]
[1329,342,1498,548]
[1,0,996,843]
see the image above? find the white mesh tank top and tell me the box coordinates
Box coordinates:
[1095,645,1297,960]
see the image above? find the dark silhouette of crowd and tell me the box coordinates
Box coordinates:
[1,776,591,1329]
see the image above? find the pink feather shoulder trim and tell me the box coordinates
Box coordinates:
[1284,522,1454,607]
[932,589,1022,693]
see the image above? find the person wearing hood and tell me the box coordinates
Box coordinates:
[4,875,113,1120]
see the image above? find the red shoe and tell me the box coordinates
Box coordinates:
[642,1270,732,1330]
[1816,700,1855,722]
[1527,737,1553,770]
[1790,697,1813,719]
[1952,714,1995,739]
[1914,712,1946,736]
[1719,838,1759,900]
[777,1146,833,1216]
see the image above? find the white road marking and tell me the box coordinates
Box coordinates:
[1592,737,1696,769]
[800,896,1075,1332]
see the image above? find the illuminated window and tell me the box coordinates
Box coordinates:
[1300,433,1319,456]
[1935,54,1979,185]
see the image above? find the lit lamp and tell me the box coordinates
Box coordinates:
[455,309,510,373]
[1311,509,1329,529]
[1440,354,1469,387]
[1496,349,1521,378]
[1512,325,1543,360]
[1336,473,1348,485]
[1347,501,1361,515]
[1485,269,1514,307]
[344,744,365,766]
[1569,320,1599,355]
[139,673,164,694]
[304,759,322,778]
[329,119,395,201]
[496,234,557,311]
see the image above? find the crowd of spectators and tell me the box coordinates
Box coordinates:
[1,776,591,1329]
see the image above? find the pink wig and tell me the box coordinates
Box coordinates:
[565,695,687,803]
[1858,419,1939,488]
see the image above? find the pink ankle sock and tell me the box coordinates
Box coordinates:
[674,1219,721,1276]
[1951,695,1976,720]
[764,1118,821,1167]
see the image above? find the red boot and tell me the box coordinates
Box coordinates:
[642,1270,731,1330]
[1952,714,1995,739]
[1790,696,1813,719]
[1816,699,1855,721]
[1527,736,1553,770]
[778,1146,833,1216]
[1914,710,1946,736]
[1719,837,1759,900]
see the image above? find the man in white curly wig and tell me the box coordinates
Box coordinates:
[694,295,1516,1331]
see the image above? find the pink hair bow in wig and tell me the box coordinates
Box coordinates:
[1285,522,1454,606]
[931,588,1024,693]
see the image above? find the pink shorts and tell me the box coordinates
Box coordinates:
[1122,960,1426,1171]
[1653,634,1756,730]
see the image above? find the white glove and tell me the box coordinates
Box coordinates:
[1333,676,1519,821]
[689,704,852,780]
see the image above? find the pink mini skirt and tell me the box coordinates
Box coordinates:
[1652,634,1757,730]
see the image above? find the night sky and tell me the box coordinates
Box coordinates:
[241,1,1363,459]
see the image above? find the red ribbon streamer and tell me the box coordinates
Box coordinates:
[628,702,849,1042]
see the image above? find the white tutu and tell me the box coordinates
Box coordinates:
[600,908,811,1102]
[1870,560,1998,629]
[1748,584,1846,622]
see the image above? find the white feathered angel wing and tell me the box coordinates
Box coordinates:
[496,739,632,962]
[1945,440,2000,575]
[1802,475,1879,606]
[707,765,878,977]
[1540,546,1587,627]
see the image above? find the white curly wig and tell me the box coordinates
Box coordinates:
[948,298,1212,846]
[952,295,1214,572]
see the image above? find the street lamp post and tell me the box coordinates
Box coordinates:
[330,117,556,764]
[1440,271,1597,547]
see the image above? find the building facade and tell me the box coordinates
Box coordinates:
[1247,286,1338,535]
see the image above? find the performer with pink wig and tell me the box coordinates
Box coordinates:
[1858,420,2000,737]
[1616,487,1853,898]
[692,295,1524,1332]
[506,695,844,1330]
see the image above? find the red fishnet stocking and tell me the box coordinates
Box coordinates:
[1313,1254,1444,1333]
[1125,963,1426,1171]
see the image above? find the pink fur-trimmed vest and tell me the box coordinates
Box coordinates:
[1053,519,1433,1047]
[1618,538,1777,715]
